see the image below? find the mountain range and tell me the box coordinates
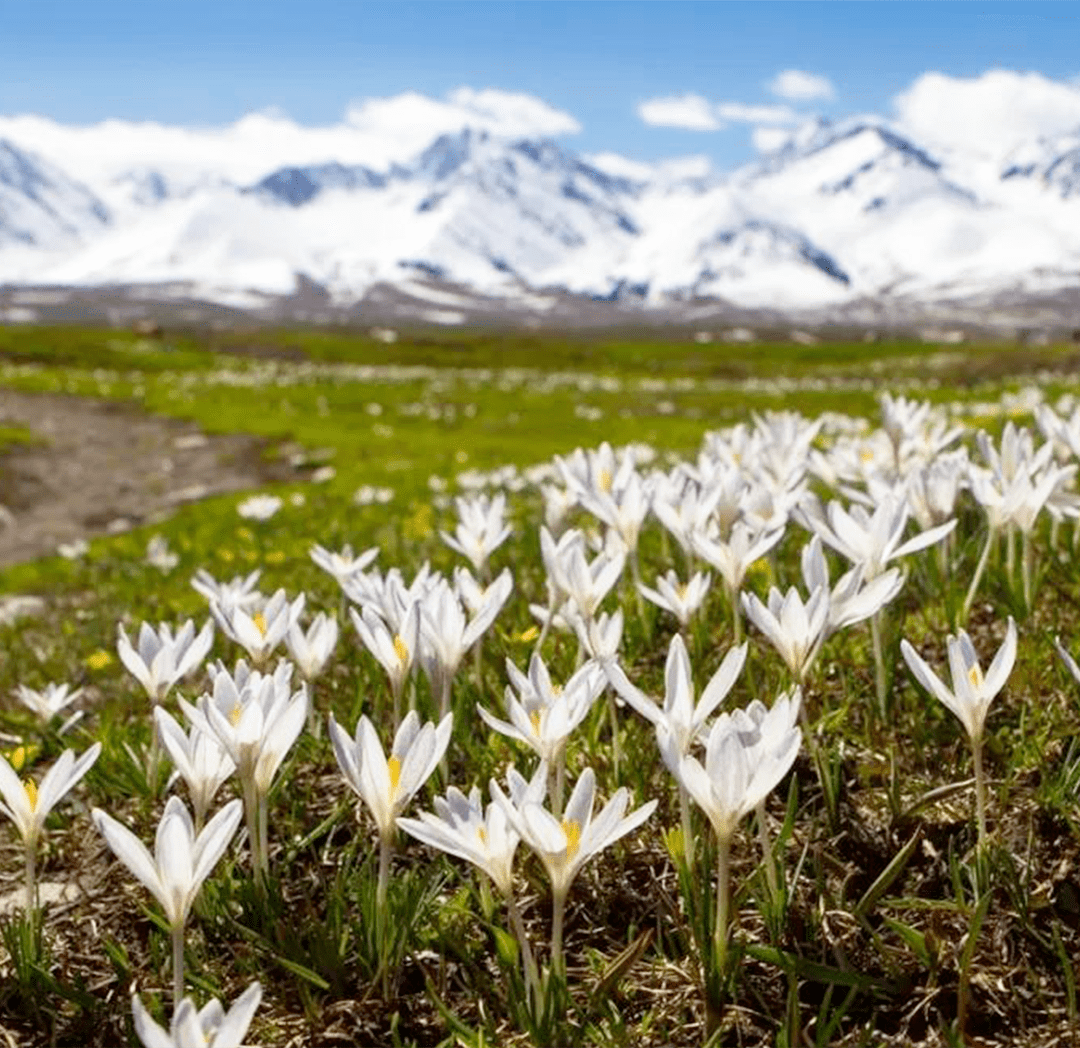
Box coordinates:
[1,112,1079,328]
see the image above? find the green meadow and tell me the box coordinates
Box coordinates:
[0,324,1078,1047]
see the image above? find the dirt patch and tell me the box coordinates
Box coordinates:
[0,388,293,566]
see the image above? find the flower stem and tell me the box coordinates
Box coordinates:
[961,526,995,624]
[551,886,568,976]
[24,844,37,915]
[258,792,270,882]
[714,831,732,976]
[506,891,541,1008]
[1021,529,1034,611]
[871,610,888,719]
[755,799,778,897]
[679,784,695,872]
[971,733,987,850]
[377,830,394,997]
[172,924,184,1005]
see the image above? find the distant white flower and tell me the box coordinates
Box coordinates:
[57,538,88,560]
[117,620,215,704]
[15,682,84,732]
[145,535,179,573]
[285,612,339,682]
[440,493,513,574]
[639,570,712,629]
[310,543,378,586]
[192,568,262,615]
[211,589,304,667]
[155,708,236,830]
[237,494,282,521]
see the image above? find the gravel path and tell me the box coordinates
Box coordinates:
[0,388,290,566]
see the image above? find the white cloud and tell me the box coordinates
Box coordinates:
[769,70,835,101]
[716,102,798,125]
[751,126,793,153]
[894,69,1080,157]
[637,94,722,131]
[346,87,581,140]
[0,89,583,191]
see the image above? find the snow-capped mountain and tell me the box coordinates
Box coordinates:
[0,139,110,248]
[1,111,1080,322]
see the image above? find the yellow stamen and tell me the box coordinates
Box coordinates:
[477,826,488,845]
[387,755,402,792]
[253,612,267,636]
[393,634,410,665]
[229,703,244,727]
[598,468,612,493]
[561,819,581,859]
[967,664,983,690]
[552,683,563,697]
[23,778,37,811]
[860,448,875,463]
[529,710,542,735]
[9,745,26,772]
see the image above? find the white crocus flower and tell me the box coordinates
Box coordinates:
[398,766,546,899]
[419,575,511,717]
[15,682,84,733]
[691,520,784,608]
[799,534,904,635]
[638,569,712,629]
[900,617,1017,846]
[559,538,626,626]
[496,766,656,969]
[131,981,262,1048]
[182,660,306,883]
[211,589,305,668]
[799,492,955,581]
[285,612,339,682]
[192,569,262,614]
[1054,636,1080,686]
[478,655,606,768]
[605,633,747,762]
[117,620,215,704]
[741,585,830,685]
[309,542,379,587]
[350,602,421,720]
[329,710,453,906]
[93,796,242,1002]
[440,493,513,574]
[572,608,624,664]
[154,708,236,832]
[0,743,101,910]
[663,694,801,960]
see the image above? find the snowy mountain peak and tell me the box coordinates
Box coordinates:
[0,138,110,247]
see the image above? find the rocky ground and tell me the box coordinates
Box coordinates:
[0,388,290,567]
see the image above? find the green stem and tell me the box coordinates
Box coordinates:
[715,831,732,976]
[607,690,621,780]
[871,610,888,719]
[242,778,262,888]
[172,924,185,1005]
[377,830,394,997]
[258,791,270,882]
[24,844,37,915]
[1021,529,1033,611]
[961,526,996,624]
[551,886,568,976]
[755,799,778,897]
[972,733,987,850]
[506,890,541,1008]
[679,784,695,872]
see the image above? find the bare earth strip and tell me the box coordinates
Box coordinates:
[0,388,290,566]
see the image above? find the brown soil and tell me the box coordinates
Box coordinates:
[0,388,292,566]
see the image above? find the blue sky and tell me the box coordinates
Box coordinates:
[4,1,1080,169]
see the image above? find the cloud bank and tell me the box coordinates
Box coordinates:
[894,69,1080,157]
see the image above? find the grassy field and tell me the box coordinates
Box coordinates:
[0,324,1078,1047]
